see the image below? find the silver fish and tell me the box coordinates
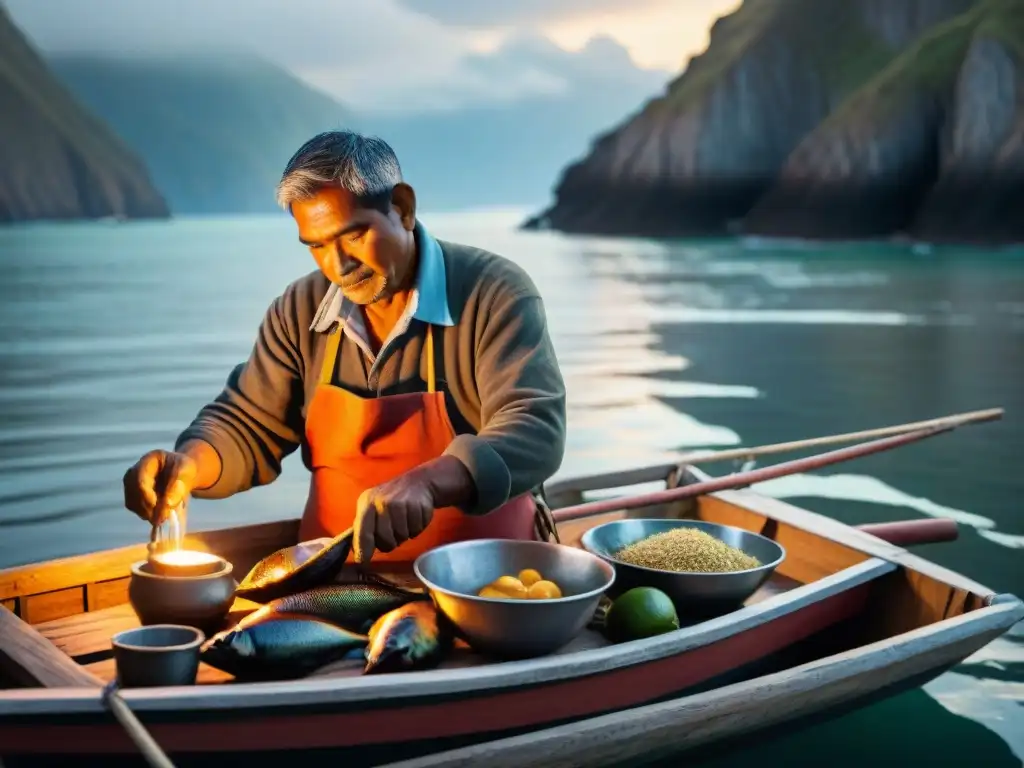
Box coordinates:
[235,527,354,603]
[238,578,429,635]
[202,613,368,680]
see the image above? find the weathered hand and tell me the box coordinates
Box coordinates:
[353,470,436,563]
[122,450,197,525]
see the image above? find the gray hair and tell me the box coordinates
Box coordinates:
[276,130,403,211]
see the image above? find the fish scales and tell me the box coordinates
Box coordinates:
[243,582,428,634]
[202,614,368,680]
[235,527,355,603]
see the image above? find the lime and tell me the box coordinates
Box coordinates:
[604,587,679,643]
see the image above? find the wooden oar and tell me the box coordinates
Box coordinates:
[675,407,1003,467]
[543,408,1003,499]
[102,682,176,768]
[551,419,992,524]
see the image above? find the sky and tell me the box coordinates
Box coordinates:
[6,0,743,112]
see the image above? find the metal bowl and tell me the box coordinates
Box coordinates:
[128,558,237,636]
[580,519,785,617]
[414,539,615,659]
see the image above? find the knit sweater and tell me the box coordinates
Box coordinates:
[174,234,567,516]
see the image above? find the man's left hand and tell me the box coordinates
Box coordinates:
[353,470,436,563]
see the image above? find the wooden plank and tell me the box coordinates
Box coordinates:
[21,587,86,625]
[1,598,17,617]
[864,568,990,639]
[85,578,130,612]
[373,598,1024,768]
[0,605,103,688]
[82,657,236,685]
[545,464,676,498]
[884,548,995,599]
[697,496,868,583]
[35,598,264,661]
[38,604,141,659]
[0,518,299,602]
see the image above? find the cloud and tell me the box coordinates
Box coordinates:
[309,32,667,114]
[5,0,468,71]
[5,0,483,108]
[4,0,667,114]
[393,0,674,28]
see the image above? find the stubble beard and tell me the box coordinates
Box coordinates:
[368,277,389,304]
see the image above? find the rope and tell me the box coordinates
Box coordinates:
[101,680,177,768]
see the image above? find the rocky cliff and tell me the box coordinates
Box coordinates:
[0,6,168,224]
[48,54,353,216]
[527,0,1024,244]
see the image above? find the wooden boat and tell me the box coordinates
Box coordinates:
[0,463,1020,768]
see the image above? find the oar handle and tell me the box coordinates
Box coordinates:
[857,519,958,547]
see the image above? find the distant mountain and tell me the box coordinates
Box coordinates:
[367,36,671,211]
[526,0,1024,245]
[47,38,669,214]
[49,54,352,215]
[0,6,167,223]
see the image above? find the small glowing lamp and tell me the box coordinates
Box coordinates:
[147,549,225,577]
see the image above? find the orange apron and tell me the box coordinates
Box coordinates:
[298,322,539,562]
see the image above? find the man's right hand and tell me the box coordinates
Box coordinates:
[123,450,198,525]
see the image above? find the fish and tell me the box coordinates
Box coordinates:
[201,613,369,680]
[235,527,355,603]
[237,578,430,635]
[363,600,453,674]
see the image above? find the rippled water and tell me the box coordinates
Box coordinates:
[0,210,1022,765]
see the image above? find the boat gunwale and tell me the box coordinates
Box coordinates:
[368,596,1024,768]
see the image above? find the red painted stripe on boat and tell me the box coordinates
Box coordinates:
[0,586,867,755]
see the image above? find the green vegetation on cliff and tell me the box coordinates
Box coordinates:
[662,0,898,112]
[531,0,1024,244]
[0,6,168,223]
[825,0,1021,122]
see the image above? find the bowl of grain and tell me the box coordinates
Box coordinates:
[580,519,785,617]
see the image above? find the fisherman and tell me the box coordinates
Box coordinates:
[122,130,566,563]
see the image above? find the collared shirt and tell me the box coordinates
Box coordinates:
[308,220,455,381]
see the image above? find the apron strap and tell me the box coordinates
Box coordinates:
[319,320,439,391]
[319,327,343,386]
[425,324,436,394]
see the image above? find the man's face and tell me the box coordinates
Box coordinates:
[291,185,416,305]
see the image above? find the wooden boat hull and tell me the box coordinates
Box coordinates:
[0,598,1018,767]
[0,568,878,756]
[373,596,1024,768]
[1,465,1020,766]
